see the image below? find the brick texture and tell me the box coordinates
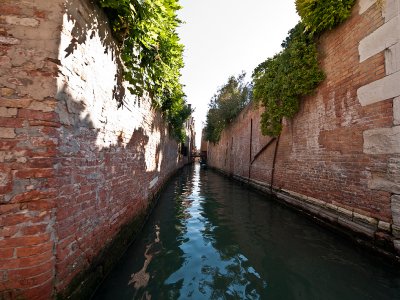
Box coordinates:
[208,1,398,245]
[0,0,63,298]
[0,0,186,298]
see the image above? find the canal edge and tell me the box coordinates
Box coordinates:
[55,165,189,300]
[208,166,400,265]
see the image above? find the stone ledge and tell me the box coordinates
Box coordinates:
[378,220,391,231]
[210,166,400,258]
[338,216,376,237]
[229,174,382,232]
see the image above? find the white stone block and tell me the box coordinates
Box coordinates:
[385,43,400,75]
[359,0,377,15]
[359,15,400,62]
[384,0,400,22]
[368,176,400,193]
[363,126,400,154]
[392,195,400,226]
[357,70,400,106]
[394,97,400,125]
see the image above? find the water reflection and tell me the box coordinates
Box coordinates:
[163,166,267,299]
[128,224,161,293]
[93,164,400,300]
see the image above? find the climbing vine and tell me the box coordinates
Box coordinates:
[205,73,252,143]
[252,0,356,137]
[97,0,191,142]
[252,23,324,136]
[295,0,356,36]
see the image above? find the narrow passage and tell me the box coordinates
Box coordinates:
[93,164,400,299]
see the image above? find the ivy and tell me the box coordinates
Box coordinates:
[205,73,252,143]
[252,23,324,136]
[295,0,356,36]
[97,0,191,142]
[252,1,356,137]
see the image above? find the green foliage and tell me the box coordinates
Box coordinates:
[252,1,357,137]
[252,23,325,136]
[205,73,252,143]
[97,0,190,142]
[167,99,193,143]
[295,0,356,36]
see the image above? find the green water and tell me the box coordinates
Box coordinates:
[93,164,400,299]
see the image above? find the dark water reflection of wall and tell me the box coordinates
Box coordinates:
[93,164,400,300]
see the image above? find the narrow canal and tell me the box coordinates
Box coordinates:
[93,164,400,299]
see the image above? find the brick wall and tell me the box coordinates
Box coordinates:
[208,0,400,255]
[0,0,185,298]
[0,0,63,298]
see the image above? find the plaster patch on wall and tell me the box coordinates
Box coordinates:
[341,91,358,127]
[145,129,161,172]
[363,125,400,154]
[4,16,40,27]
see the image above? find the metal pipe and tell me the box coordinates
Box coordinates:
[270,134,280,192]
[248,119,253,179]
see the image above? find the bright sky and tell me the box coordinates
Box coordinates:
[177,0,300,147]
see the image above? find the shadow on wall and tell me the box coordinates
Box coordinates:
[51,0,183,297]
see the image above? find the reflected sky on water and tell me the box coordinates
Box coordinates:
[93,164,400,299]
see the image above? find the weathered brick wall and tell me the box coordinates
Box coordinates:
[0,0,63,298]
[208,0,400,255]
[1,0,185,298]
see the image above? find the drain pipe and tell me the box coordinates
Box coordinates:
[248,119,253,179]
[270,134,280,193]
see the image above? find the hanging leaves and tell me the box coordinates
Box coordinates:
[295,0,356,36]
[252,23,324,136]
[97,0,190,142]
[253,0,356,137]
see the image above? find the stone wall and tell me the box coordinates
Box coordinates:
[0,0,186,298]
[208,0,400,256]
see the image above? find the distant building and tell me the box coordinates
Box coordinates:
[200,128,208,163]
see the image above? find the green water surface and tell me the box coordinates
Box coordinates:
[93,164,400,299]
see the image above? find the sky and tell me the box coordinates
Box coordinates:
[177,0,300,147]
